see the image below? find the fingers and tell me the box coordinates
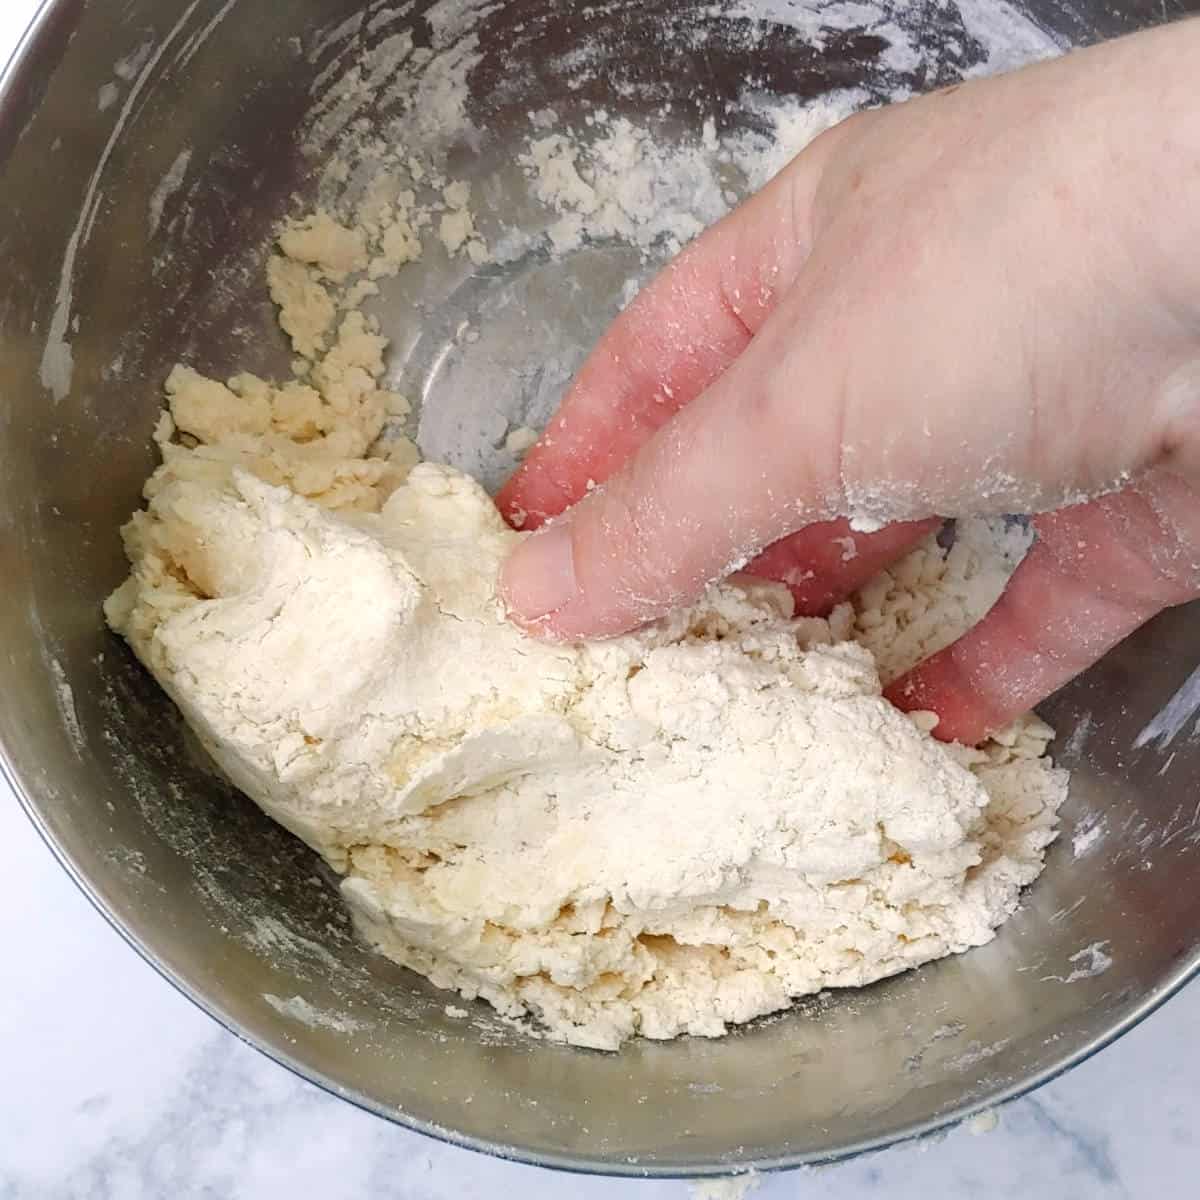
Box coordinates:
[496,147,834,530]
[886,476,1200,744]
[744,517,941,616]
[498,127,932,627]
[498,287,881,638]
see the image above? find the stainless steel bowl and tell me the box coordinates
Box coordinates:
[3,0,1199,1178]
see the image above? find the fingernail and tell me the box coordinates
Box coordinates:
[501,520,578,620]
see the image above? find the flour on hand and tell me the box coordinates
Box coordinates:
[107,94,1067,1052]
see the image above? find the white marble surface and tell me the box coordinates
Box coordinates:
[6,781,1200,1200]
[3,3,1200,1197]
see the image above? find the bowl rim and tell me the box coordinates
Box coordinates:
[12,735,1200,1180]
[3,0,1198,1178]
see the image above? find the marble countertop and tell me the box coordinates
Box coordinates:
[2,4,1198,1197]
[6,776,1199,1200]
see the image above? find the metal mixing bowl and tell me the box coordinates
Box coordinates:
[3,0,1199,1178]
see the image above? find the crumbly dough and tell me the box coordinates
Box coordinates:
[107,168,1067,1052]
[109,448,1065,1049]
[504,425,540,456]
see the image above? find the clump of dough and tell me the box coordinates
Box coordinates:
[110,457,1066,1050]
[106,214,427,646]
[107,137,1066,1052]
[852,519,1033,684]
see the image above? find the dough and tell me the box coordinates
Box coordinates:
[109,456,1065,1049]
[107,177,1066,1053]
[110,431,1067,1050]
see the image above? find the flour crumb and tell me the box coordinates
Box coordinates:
[438,179,488,261]
[49,657,84,751]
[147,148,192,237]
[1071,815,1107,858]
[1043,941,1113,984]
[690,1174,761,1200]
[504,426,539,456]
[966,1108,1000,1135]
[853,518,1034,684]
[520,118,714,257]
[848,512,886,534]
[278,210,368,280]
[264,993,364,1034]
[834,535,858,563]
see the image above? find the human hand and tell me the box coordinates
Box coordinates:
[498,22,1200,744]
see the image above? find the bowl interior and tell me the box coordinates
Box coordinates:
[2,0,1200,1174]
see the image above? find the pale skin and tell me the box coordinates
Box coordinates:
[498,21,1200,745]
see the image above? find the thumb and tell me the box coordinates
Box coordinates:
[498,300,859,637]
